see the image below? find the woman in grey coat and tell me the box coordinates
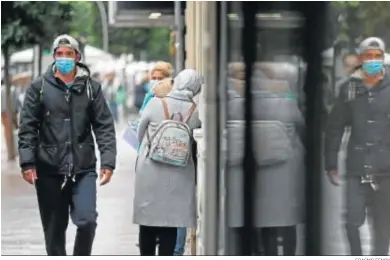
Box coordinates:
[226,62,305,255]
[133,69,202,256]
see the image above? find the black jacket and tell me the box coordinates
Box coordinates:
[325,70,390,176]
[18,63,116,175]
[134,82,148,110]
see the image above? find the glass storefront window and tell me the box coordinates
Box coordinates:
[221,2,390,256]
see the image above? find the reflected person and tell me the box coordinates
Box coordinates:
[325,37,390,255]
[334,52,361,98]
[226,62,305,255]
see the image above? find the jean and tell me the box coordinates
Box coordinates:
[345,177,390,255]
[109,102,118,122]
[174,228,187,256]
[35,172,98,255]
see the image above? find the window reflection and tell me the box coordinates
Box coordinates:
[224,2,390,256]
[225,3,306,255]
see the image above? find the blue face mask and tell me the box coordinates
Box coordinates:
[144,80,159,92]
[55,57,75,75]
[362,60,384,76]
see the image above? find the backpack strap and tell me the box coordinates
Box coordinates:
[86,79,95,101]
[161,98,170,120]
[183,103,196,123]
[160,98,196,123]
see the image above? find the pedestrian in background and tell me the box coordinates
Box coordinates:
[102,72,119,122]
[334,52,361,98]
[18,34,117,256]
[1,79,20,159]
[134,61,173,111]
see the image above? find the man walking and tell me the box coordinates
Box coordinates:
[18,35,117,256]
[325,37,390,255]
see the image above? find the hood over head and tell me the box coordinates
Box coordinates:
[171,69,203,98]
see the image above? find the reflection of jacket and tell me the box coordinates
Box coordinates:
[325,71,390,176]
[226,68,305,227]
[18,63,116,174]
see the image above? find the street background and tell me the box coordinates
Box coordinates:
[2,0,390,256]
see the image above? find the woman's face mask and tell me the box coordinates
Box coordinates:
[145,80,159,92]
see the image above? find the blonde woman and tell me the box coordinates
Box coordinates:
[125,78,175,150]
[140,78,173,112]
[150,61,173,81]
[135,62,173,110]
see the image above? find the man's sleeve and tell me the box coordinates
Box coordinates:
[324,82,351,171]
[91,82,117,171]
[18,79,42,171]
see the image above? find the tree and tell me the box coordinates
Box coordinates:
[2,1,42,160]
[331,1,390,50]
[67,1,171,60]
[1,1,72,160]
[36,2,73,74]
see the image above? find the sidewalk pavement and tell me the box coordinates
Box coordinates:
[1,123,140,255]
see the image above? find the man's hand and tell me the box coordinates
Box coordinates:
[327,169,340,186]
[22,168,37,185]
[99,168,113,186]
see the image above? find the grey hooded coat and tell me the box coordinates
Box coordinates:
[226,62,306,227]
[133,69,202,228]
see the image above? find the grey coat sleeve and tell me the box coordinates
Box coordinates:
[192,110,202,129]
[18,79,42,171]
[91,82,117,170]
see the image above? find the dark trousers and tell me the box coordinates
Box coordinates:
[35,172,98,256]
[229,226,297,255]
[345,177,390,255]
[139,225,177,256]
[261,226,297,256]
